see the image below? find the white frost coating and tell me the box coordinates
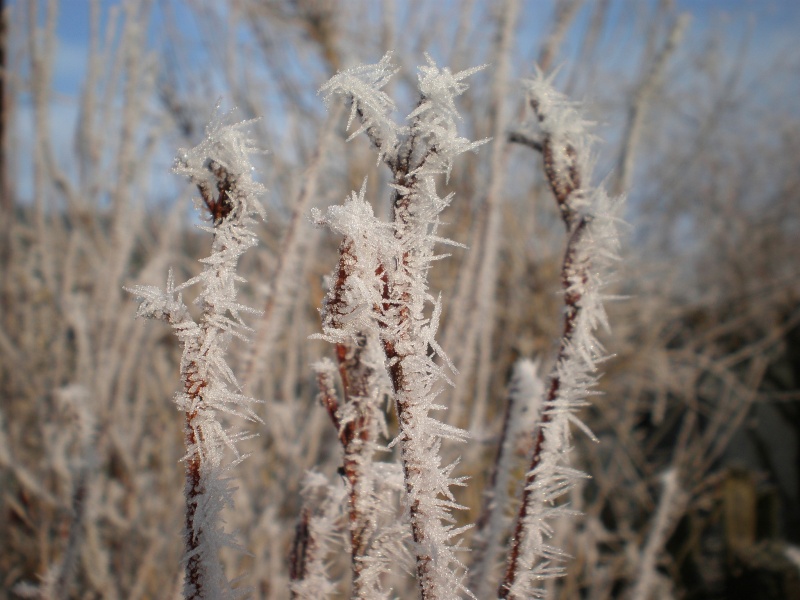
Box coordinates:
[504,72,625,599]
[524,68,596,147]
[320,53,401,165]
[408,55,488,181]
[383,57,486,600]
[310,181,398,346]
[126,109,265,599]
[292,465,412,600]
[312,180,410,598]
[320,55,487,599]
[353,462,415,599]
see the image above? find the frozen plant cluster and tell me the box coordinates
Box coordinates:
[309,185,408,599]
[9,2,792,599]
[123,57,624,600]
[315,53,487,599]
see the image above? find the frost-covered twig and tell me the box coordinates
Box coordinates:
[321,54,486,600]
[320,53,401,167]
[311,183,396,598]
[500,72,624,599]
[126,111,265,600]
[469,359,545,598]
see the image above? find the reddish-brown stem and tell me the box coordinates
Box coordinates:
[183,436,204,598]
[337,87,462,599]
[335,340,376,566]
[318,235,381,593]
[314,344,375,564]
[196,161,235,224]
[324,190,423,593]
[171,207,230,599]
[182,361,209,600]
[378,167,439,594]
[381,336,433,590]
[315,368,340,431]
[500,120,588,598]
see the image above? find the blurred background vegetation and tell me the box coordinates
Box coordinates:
[1,0,798,598]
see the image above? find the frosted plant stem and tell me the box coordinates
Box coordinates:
[385,157,434,592]
[181,316,219,599]
[382,154,471,600]
[499,204,589,599]
[289,472,346,598]
[126,113,266,600]
[500,74,623,599]
[335,353,381,595]
[320,54,487,600]
[289,507,315,595]
[312,179,399,596]
[315,338,383,597]
[501,97,584,599]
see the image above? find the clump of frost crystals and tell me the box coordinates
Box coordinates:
[126,110,265,600]
[320,54,487,600]
[500,71,625,600]
[320,52,401,165]
[407,56,487,179]
[310,181,398,346]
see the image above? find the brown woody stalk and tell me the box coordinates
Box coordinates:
[500,99,590,598]
[317,236,382,597]
[127,137,264,598]
[380,149,448,596]
[342,100,444,596]
[183,365,208,599]
[320,56,484,598]
[180,162,239,599]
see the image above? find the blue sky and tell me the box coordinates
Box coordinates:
[40,0,800,99]
[12,0,800,206]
